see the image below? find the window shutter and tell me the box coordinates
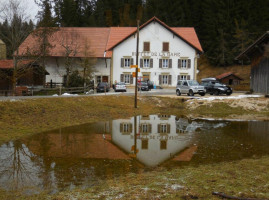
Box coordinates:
[176,128,179,134]
[140,59,143,68]
[168,75,172,85]
[158,124,161,133]
[167,124,171,133]
[129,123,133,133]
[163,42,169,51]
[159,75,162,85]
[159,59,162,68]
[167,124,170,133]
[148,124,152,133]
[120,74,124,82]
[144,42,150,51]
[120,123,123,132]
[187,75,190,80]
[178,59,181,68]
[131,58,134,65]
[121,58,124,68]
[130,75,133,84]
[169,59,172,68]
[188,59,191,68]
[150,59,153,68]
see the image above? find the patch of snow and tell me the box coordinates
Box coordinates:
[171,184,184,190]
[197,95,262,101]
[62,93,78,96]
[10,99,16,102]
[52,94,58,96]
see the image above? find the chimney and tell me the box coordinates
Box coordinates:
[0,39,7,60]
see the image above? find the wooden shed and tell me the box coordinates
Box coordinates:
[216,72,243,85]
[236,31,269,94]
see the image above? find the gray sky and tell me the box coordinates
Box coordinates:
[0,0,40,23]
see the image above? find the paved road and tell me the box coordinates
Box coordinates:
[0,88,247,101]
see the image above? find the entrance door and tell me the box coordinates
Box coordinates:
[102,76,108,82]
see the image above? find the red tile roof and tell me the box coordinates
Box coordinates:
[0,59,33,69]
[216,72,243,80]
[107,17,203,53]
[18,17,203,58]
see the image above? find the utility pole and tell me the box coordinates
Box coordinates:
[134,20,140,108]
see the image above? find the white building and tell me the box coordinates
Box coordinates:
[18,17,203,87]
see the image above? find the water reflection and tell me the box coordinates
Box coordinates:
[0,115,268,193]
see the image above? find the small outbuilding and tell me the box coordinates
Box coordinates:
[216,72,243,85]
[235,31,269,94]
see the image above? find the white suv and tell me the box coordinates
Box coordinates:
[176,80,205,96]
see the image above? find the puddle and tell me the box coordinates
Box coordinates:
[0,115,268,194]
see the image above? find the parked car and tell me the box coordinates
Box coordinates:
[114,82,127,92]
[138,81,149,91]
[96,82,109,93]
[176,80,206,96]
[201,78,232,95]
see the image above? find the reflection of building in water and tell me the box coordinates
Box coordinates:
[175,117,204,134]
[112,115,198,167]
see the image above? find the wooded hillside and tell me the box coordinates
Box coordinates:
[1,0,268,66]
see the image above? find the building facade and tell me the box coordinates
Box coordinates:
[110,18,202,87]
[18,17,203,88]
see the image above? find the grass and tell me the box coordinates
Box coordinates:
[1,156,268,199]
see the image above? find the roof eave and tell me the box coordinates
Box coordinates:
[235,31,269,60]
[107,17,203,53]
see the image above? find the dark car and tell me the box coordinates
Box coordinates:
[96,82,109,93]
[138,81,149,91]
[201,78,232,95]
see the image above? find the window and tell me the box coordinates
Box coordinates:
[182,59,187,68]
[162,59,169,68]
[144,42,150,51]
[96,76,101,84]
[162,75,168,85]
[124,74,131,84]
[178,59,191,68]
[140,123,151,134]
[124,58,131,67]
[160,124,167,133]
[120,123,133,134]
[143,59,150,68]
[158,124,170,134]
[163,42,169,51]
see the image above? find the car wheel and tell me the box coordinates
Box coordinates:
[214,90,219,95]
[200,93,205,96]
[226,92,231,96]
[176,90,181,96]
[189,90,194,96]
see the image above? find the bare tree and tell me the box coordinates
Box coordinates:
[59,29,80,87]
[0,0,34,95]
[80,39,97,90]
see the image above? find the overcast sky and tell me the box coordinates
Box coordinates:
[0,0,40,23]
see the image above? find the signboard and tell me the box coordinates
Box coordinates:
[132,72,136,77]
[131,65,138,68]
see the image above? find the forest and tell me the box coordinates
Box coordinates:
[0,0,268,66]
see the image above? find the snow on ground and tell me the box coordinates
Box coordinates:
[197,94,262,101]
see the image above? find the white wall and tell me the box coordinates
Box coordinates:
[112,22,197,87]
[44,57,110,85]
